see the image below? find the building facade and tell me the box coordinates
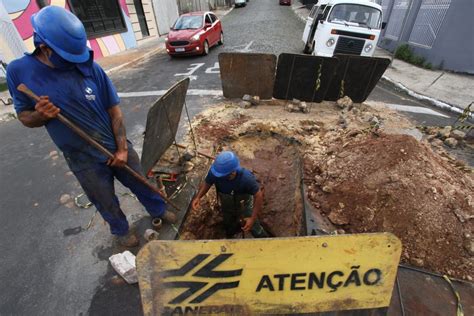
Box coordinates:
[379,0,474,74]
[0,0,177,62]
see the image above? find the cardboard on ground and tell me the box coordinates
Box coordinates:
[137,233,401,315]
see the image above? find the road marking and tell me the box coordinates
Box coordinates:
[368,101,449,118]
[118,89,223,98]
[175,63,205,77]
[227,41,254,52]
[205,62,220,74]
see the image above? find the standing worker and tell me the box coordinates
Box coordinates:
[6,6,176,247]
[192,151,269,238]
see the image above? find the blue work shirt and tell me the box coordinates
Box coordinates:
[7,53,120,171]
[205,168,260,195]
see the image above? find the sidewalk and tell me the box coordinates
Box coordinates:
[291,3,474,112]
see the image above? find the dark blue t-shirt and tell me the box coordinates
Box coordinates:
[205,168,260,195]
[7,53,120,170]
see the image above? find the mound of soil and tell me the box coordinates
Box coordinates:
[304,132,474,280]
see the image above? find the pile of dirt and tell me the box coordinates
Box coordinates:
[180,99,473,280]
[304,132,474,280]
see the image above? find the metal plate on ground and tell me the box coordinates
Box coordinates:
[325,55,390,103]
[137,234,401,315]
[219,52,276,99]
[141,78,190,174]
[273,53,338,102]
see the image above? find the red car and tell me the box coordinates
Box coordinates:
[166,11,223,56]
[279,0,291,5]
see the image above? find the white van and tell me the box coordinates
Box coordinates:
[302,0,384,57]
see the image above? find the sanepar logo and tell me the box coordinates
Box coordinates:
[160,254,242,304]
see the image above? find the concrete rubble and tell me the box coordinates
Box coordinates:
[109,251,138,284]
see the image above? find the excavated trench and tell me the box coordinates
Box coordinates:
[180,132,306,239]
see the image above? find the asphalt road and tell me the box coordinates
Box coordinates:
[0,0,470,315]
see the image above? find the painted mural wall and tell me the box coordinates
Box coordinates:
[2,0,137,60]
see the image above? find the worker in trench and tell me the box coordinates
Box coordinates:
[192,151,269,238]
[6,6,176,248]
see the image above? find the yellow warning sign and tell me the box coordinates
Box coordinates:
[137,233,401,315]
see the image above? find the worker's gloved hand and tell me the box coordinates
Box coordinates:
[241,217,256,232]
[35,96,60,119]
[107,149,128,167]
[191,198,200,210]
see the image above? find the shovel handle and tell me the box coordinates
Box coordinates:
[17,84,183,213]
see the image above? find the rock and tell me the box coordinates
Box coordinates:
[426,126,439,135]
[182,150,195,161]
[444,137,458,148]
[183,161,194,172]
[467,276,473,282]
[231,109,245,119]
[437,126,452,139]
[336,96,353,109]
[278,174,286,180]
[463,239,474,256]
[250,96,260,106]
[239,100,252,109]
[291,98,301,106]
[242,94,252,102]
[285,103,297,112]
[328,209,349,225]
[59,194,71,204]
[109,251,138,284]
[49,150,58,158]
[410,257,424,267]
[450,129,466,140]
[430,138,444,147]
[322,185,333,193]
[299,101,309,113]
[369,116,380,126]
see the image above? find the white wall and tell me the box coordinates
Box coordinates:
[153,0,179,35]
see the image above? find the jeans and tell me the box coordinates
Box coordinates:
[66,146,166,236]
[217,192,268,238]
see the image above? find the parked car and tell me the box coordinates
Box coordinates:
[279,0,291,5]
[235,0,247,7]
[166,11,223,56]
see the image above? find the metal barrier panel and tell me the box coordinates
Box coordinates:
[218,52,277,99]
[141,78,190,174]
[325,55,391,103]
[273,53,339,102]
[137,234,402,315]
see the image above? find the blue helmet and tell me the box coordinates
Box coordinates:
[31,6,89,63]
[210,151,241,177]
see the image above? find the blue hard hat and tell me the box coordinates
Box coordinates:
[31,6,89,63]
[210,151,241,177]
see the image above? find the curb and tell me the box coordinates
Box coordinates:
[381,75,465,116]
[105,45,166,75]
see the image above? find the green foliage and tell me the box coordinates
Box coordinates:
[394,44,432,70]
[0,82,7,92]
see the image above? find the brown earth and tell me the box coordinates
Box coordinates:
[180,133,305,239]
[179,100,473,280]
[304,132,474,280]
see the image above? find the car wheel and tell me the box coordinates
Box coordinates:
[218,32,224,45]
[203,40,209,55]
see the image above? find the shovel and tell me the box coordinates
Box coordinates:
[17,83,183,213]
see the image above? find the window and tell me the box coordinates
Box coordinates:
[173,15,203,30]
[328,4,382,29]
[309,6,319,18]
[205,14,212,24]
[210,14,218,23]
[68,0,127,39]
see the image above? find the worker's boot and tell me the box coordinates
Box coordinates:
[118,231,139,248]
[161,210,177,224]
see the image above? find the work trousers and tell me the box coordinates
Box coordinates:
[217,192,268,238]
[66,146,166,236]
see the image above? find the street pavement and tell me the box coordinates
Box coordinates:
[0,0,471,315]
